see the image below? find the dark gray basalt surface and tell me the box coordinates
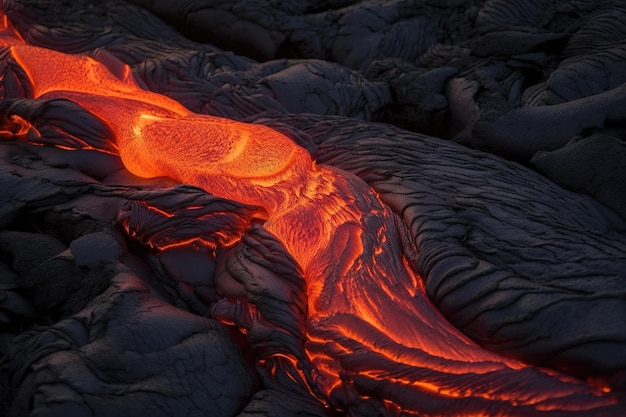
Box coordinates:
[1,0,626,416]
[305,115,626,378]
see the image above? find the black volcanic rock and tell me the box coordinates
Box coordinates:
[532,132,626,220]
[8,267,257,417]
[305,115,626,378]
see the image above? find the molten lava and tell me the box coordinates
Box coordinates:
[1,13,623,416]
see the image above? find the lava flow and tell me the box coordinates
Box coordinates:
[1,13,623,416]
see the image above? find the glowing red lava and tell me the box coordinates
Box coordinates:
[1,13,623,416]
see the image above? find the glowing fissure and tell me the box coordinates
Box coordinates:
[1,16,622,415]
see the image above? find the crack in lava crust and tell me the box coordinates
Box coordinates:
[1,14,623,416]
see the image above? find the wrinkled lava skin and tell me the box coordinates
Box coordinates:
[1,12,624,417]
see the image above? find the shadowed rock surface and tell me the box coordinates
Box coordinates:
[1,0,626,416]
[124,0,626,162]
[8,267,257,417]
[305,115,626,378]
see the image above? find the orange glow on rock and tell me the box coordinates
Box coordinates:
[1,14,623,415]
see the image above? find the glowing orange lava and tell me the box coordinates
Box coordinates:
[1,13,623,415]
